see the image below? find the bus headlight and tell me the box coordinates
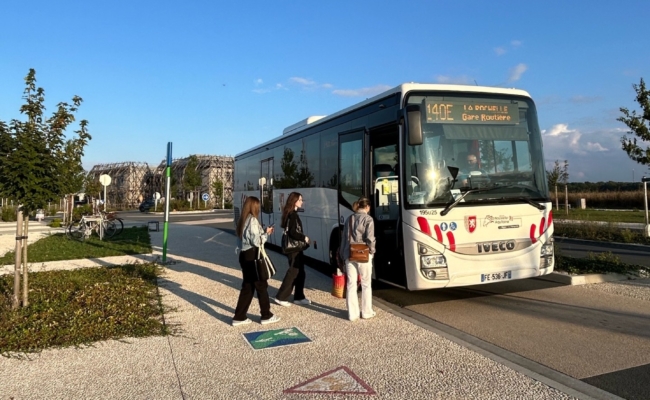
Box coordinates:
[418,243,449,280]
[541,240,554,257]
[540,239,554,269]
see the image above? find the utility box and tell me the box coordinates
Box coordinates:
[580,198,586,209]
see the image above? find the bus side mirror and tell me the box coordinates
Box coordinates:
[406,105,423,146]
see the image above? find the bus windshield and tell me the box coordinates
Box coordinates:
[404,93,549,208]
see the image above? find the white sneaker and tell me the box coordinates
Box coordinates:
[274,298,292,307]
[261,315,281,325]
[232,318,252,327]
[294,298,311,305]
[362,311,377,320]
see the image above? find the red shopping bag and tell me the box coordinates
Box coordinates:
[331,271,361,299]
[332,273,346,298]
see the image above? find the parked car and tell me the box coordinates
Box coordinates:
[139,199,155,212]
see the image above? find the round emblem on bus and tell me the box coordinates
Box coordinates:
[450,222,457,231]
[440,222,448,231]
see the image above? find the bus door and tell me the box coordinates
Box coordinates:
[260,157,275,244]
[338,129,368,250]
[369,125,407,287]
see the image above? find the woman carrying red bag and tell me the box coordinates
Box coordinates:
[338,197,376,321]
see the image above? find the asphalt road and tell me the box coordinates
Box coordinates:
[122,210,650,399]
[123,210,650,266]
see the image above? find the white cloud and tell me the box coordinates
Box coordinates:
[332,85,392,98]
[586,142,608,152]
[288,77,333,90]
[507,63,528,82]
[255,78,263,85]
[541,124,643,181]
[494,47,507,56]
[544,123,577,137]
[290,77,316,86]
[511,40,522,48]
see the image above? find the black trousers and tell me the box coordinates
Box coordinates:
[233,248,273,321]
[276,251,306,301]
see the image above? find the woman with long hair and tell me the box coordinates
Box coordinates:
[274,192,310,306]
[338,196,376,321]
[232,196,280,326]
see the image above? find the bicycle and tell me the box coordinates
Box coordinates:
[67,213,118,241]
[101,211,124,236]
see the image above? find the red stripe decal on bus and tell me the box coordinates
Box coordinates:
[530,224,537,244]
[548,211,553,228]
[417,217,432,237]
[539,217,546,236]
[433,224,443,242]
[446,231,456,252]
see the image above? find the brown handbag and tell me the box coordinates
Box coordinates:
[347,216,370,263]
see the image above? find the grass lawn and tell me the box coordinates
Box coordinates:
[0,226,152,265]
[554,208,647,223]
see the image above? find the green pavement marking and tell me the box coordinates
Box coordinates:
[242,327,311,350]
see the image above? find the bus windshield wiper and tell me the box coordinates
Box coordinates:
[439,185,545,216]
[512,196,545,210]
[440,187,493,216]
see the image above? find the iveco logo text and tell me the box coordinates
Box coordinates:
[477,240,516,253]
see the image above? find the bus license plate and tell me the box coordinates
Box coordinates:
[481,271,512,283]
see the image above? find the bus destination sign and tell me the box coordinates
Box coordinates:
[425,100,519,125]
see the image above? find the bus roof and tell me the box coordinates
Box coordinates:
[235,83,533,158]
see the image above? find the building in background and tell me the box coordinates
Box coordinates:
[87,155,234,209]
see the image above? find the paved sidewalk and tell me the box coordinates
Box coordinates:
[0,224,580,399]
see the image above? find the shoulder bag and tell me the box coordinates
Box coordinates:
[255,245,276,281]
[348,215,370,263]
[281,217,309,254]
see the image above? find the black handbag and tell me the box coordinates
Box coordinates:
[281,218,309,254]
[255,245,276,281]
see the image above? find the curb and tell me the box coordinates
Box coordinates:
[534,272,632,286]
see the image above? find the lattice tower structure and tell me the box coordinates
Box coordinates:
[88,162,153,208]
[152,154,234,207]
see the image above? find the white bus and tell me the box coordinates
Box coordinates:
[234,83,554,290]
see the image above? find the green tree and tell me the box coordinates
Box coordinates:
[0,69,90,308]
[183,155,202,206]
[84,175,102,199]
[212,179,224,208]
[619,78,650,167]
[547,159,569,187]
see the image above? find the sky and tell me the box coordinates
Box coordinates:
[1,0,649,183]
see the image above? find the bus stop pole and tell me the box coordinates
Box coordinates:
[162,142,172,262]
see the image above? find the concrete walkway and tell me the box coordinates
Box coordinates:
[0,224,581,399]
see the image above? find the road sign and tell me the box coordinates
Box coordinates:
[202,193,210,201]
[99,174,111,186]
[154,192,161,200]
